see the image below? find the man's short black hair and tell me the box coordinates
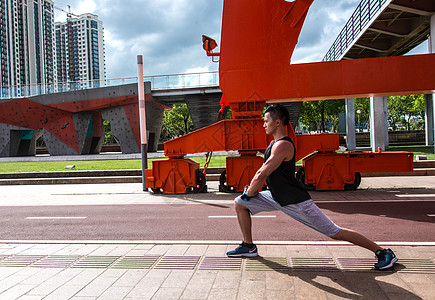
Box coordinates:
[264,104,289,126]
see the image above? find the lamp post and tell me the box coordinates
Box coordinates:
[137,55,147,191]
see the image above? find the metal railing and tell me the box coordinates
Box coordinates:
[323,0,389,62]
[0,71,219,99]
[144,71,219,90]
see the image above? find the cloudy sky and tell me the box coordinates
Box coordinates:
[54,0,429,79]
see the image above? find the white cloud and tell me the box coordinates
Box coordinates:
[105,0,222,78]
[54,0,96,21]
[58,0,430,79]
[293,0,359,63]
[185,66,212,74]
[75,0,97,15]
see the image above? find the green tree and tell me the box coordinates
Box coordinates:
[299,101,321,132]
[299,95,425,133]
[412,94,425,129]
[299,99,345,133]
[387,94,424,130]
[161,104,194,141]
[103,119,115,144]
[355,97,370,132]
[324,99,345,132]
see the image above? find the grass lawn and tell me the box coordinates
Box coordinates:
[388,145,435,160]
[0,145,433,173]
[0,156,229,173]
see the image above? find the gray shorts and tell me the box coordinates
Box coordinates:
[235,190,341,237]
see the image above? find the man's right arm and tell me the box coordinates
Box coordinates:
[245,140,294,196]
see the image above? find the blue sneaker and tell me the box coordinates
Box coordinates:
[375,248,398,270]
[227,242,258,257]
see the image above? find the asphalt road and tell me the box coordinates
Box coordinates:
[0,200,434,242]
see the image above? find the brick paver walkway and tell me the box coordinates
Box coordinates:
[0,176,434,299]
[0,243,434,299]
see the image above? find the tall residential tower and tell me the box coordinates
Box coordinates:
[55,13,105,84]
[0,0,55,96]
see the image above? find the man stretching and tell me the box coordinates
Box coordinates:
[227,104,398,270]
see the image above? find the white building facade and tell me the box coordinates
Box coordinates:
[55,13,105,84]
[0,0,55,95]
[0,2,105,97]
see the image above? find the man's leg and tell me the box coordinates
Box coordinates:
[235,202,253,244]
[227,191,278,257]
[331,228,398,269]
[227,202,258,257]
[286,200,397,270]
[331,228,382,252]
[278,200,382,253]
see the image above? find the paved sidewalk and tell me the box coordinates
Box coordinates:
[0,176,434,299]
[0,242,434,299]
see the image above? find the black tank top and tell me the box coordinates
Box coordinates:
[264,136,311,206]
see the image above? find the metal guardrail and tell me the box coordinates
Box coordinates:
[144,71,219,91]
[0,71,219,99]
[323,0,389,61]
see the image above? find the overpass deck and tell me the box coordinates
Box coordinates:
[324,0,434,61]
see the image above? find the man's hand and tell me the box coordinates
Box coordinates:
[241,185,258,201]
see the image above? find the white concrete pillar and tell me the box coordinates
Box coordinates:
[426,94,434,145]
[431,15,435,52]
[370,96,389,152]
[427,15,435,148]
[384,97,390,149]
[345,98,356,151]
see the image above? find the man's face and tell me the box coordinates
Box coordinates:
[263,112,279,135]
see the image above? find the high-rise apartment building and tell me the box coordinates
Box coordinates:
[55,13,105,84]
[0,0,55,94]
[0,1,105,97]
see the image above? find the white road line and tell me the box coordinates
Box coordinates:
[315,199,435,203]
[25,217,87,220]
[208,215,276,218]
[395,194,435,198]
[1,240,435,246]
[427,214,435,217]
